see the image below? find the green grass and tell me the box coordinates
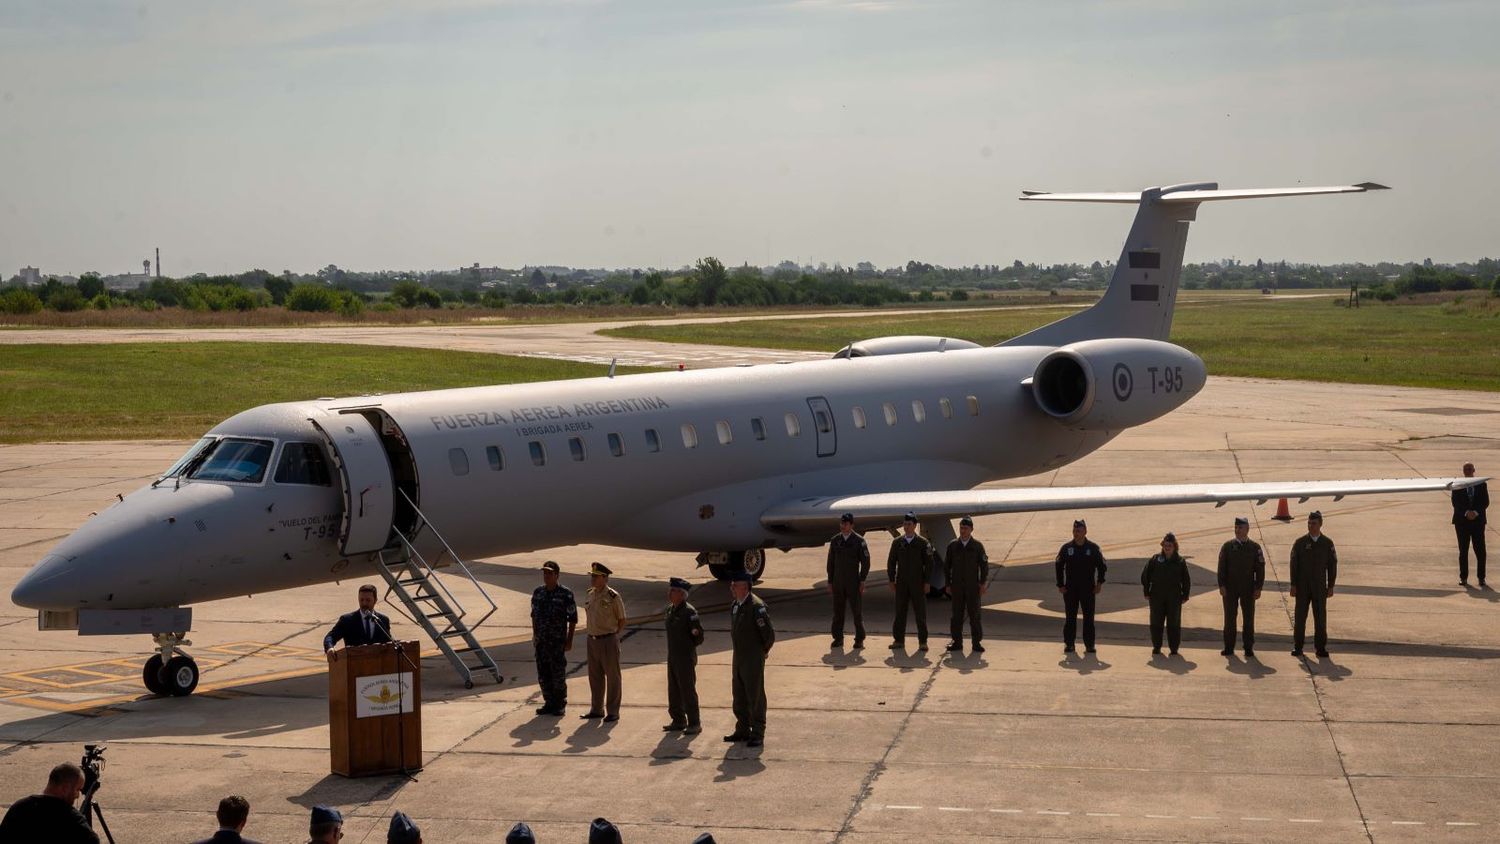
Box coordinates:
[603,296,1500,391]
[0,343,646,443]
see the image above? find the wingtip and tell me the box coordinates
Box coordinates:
[1354,181,1391,191]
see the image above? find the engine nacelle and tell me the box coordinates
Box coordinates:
[832,335,982,358]
[1030,338,1206,430]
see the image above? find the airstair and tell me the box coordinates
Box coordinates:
[375,490,503,689]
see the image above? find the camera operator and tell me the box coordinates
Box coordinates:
[0,762,99,843]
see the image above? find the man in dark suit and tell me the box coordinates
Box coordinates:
[192,795,260,844]
[322,584,393,652]
[1453,462,1489,588]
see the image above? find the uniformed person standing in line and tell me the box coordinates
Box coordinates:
[1141,533,1191,656]
[581,562,627,722]
[662,576,705,734]
[1217,517,1265,657]
[724,572,775,748]
[944,516,989,653]
[1056,519,1106,653]
[1290,511,1337,658]
[530,561,576,716]
[827,512,871,649]
[887,512,934,650]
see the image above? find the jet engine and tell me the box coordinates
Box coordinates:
[1030,338,1206,430]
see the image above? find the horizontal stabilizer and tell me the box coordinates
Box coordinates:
[1019,182,1389,204]
[761,476,1480,531]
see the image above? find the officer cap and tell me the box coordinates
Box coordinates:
[1073,519,1087,529]
[311,805,342,826]
[589,817,623,844]
[903,511,918,523]
[730,571,754,584]
[387,811,420,844]
[1234,517,1249,527]
[540,560,560,574]
[1162,532,1177,544]
[1308,510,1323,521]
[668,576,692,591]
[959,516,974,527]
[692,835,719,844]
[505,821,537,843]
[590,561,613,577]
[839,512,855,523]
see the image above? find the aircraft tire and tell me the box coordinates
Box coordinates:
[741,549,767,582]
[707,563,732,581]
[143,654,167,695]
[160,655,200,697]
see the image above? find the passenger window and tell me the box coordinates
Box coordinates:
[486,445,504,471]
[939,397,954,419]
[784,412,801,437]
[966,395,980,416]
[912,400,927,423]
[852,407,867,429]
[814,408,832,434]
[188,438,273,483]
[274,442,332,486]
[882,402,898,426]
[750,417,766,441]
[645,428,661,453]
[681,423,699,448]
[716,421,733,445]
[449,448,470,476]
[529,441,546,467]
[608,433,625,457]
[569,437,586,461]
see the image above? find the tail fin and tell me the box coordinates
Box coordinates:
[999,181,1389,347]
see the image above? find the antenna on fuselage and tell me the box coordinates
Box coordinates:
[608,358,617,378]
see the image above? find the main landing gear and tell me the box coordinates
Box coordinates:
[704,549,767,582]
[142,631,199,697]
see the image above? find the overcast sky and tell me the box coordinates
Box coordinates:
[2,0,1495,276]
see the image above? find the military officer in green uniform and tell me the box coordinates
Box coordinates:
[887,512,934,650]
[827,512,871,649]
[944,516,989,653]
[1217,516,1265,657]
[1141,532,1191,655]
[724,572,775,748]
[1290,511,1337,658]
[662,576,705,734]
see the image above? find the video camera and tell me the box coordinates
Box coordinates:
[80,743,106,797]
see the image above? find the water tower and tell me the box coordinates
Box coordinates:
[144,259,151,277]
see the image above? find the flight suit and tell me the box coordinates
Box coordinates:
[827,531,871,645]
[887,534,934,645]
[1055,540,1107,651]
[1141,552,1191,652]
[945,537,989,645]
[664,600,705,728]
[1290,533,1337,653]
[530,584,577,712]
[1217,538,1265,652]
[730,594,775,740]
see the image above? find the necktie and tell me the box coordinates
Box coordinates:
[364,614,373,640]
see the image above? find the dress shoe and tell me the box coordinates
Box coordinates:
[603,714,619,723]
[916,641,928,651]
[830,639,843,649]
[1063,645,1076,653]
[852,639,865,649]
[1220,648,1232,656]
[723,733,748,743]
[1169,649,1179,656]
[663,722,686,732]
[683,724,702,735]
[1084,648,1096,654]
[746,737,763,748]
[1290,649,1303,657]
[888,641,903,650]
[1244,648,1255,658]
[945,641,963,652]
[1460,580,1470,587]
[1315,649,1330,658]
[1151,648,1162,655]
[536,706,561,716]
[580,711,604,719]
[971,642,985,653]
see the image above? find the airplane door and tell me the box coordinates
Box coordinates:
[807,396,837,457]
[309,411,396,556]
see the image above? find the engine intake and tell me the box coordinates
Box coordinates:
[1029,338,1206,431]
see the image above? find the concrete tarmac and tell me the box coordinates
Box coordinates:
[2,371,1498,841]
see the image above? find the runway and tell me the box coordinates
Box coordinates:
[1,325,1497,841]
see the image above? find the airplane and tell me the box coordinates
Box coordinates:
[11,180,1485,698]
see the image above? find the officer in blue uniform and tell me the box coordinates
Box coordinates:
[1055,519,1106,653]
[530,561,577,716]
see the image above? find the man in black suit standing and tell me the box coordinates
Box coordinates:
[323,584,393,652]
[191,795,260,844]
[1454,462,1489,588]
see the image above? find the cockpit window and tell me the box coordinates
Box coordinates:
[158,437,217,482]
[274,442,333,486]
[188,438,274,483]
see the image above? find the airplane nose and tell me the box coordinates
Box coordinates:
[11,554,76,610]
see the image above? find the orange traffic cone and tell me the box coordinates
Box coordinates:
[1271,498,1293,522]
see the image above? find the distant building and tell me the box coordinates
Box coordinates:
[103,272,152,291]
[18,266,41,286]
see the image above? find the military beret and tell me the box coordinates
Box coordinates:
[839,512,854,523]
[589,817,622,844]
[1073,519,1087,529]
[903,511,918,523]
[505,821,537,843]
[1162,532,1177,544]
[730,571,754,583]
[540,560,560,573]
[959,516,974,527]
[1308,510,1323,521]
[311,805,342,826]
[387,811,420,844]
[590,561,613,577]
[669,577,692,591]
[1234,517,1249,527]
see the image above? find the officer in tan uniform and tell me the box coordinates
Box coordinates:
[581,562,627,722]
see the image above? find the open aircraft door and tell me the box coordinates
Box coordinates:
[309,410,397,556]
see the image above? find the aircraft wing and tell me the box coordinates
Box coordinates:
[759,477,1485,531]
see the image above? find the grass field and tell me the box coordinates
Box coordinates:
[603,295,1500,391]
[0,343,643,443]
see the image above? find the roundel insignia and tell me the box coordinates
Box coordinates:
[1112,362,1134,401]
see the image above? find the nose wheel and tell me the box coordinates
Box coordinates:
[144,632,199,697]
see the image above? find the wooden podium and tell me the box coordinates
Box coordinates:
[328,641,422,777]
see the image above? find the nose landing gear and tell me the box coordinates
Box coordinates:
[143,632,199,697]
